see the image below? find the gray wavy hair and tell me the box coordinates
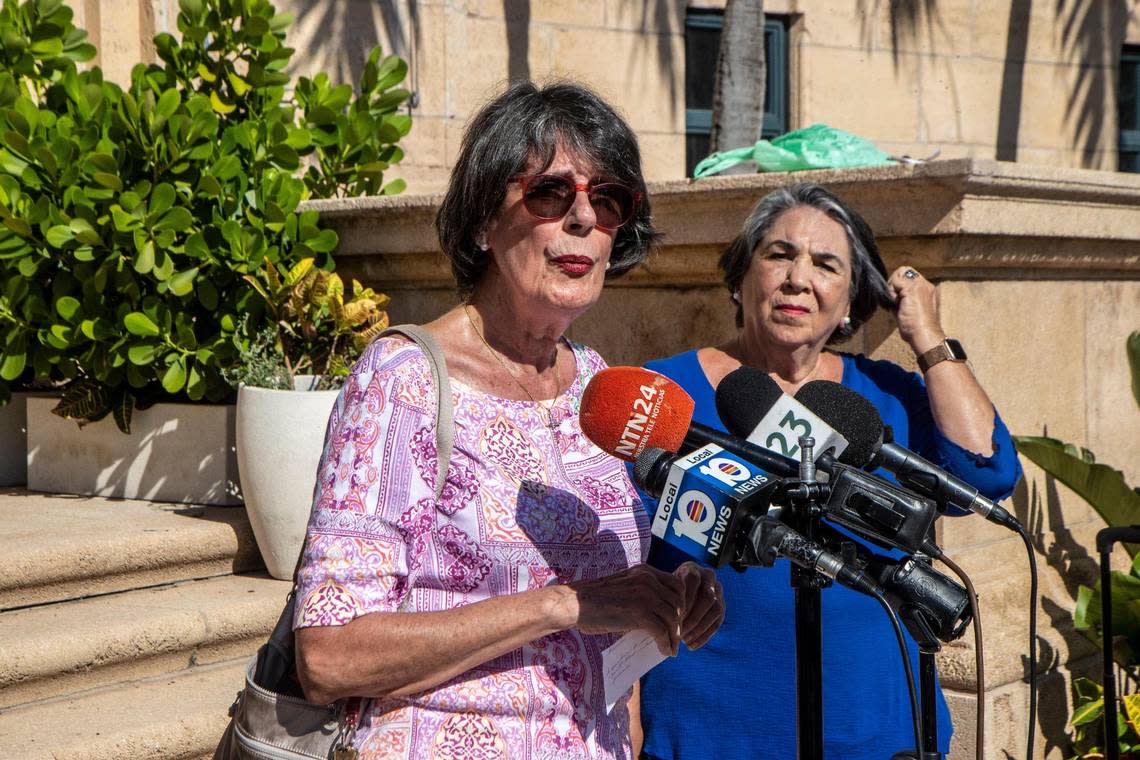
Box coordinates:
[718,182,893,344]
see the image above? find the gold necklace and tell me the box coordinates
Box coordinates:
[464,304,562,429]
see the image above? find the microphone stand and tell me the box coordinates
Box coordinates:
[788,445,945,760]
[789,437,827,760]
[889,549,944,760]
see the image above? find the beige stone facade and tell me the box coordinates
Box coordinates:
[66,2,1140,758]
[72,1,1140,192]
[303,160,1140,759]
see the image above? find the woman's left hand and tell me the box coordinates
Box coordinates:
[673,561,725,650]
[887,266,945,353]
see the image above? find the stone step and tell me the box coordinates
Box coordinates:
[0,657,249,760]
[0,489,264,610]
[0,573,291,709]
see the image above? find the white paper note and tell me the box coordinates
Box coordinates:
[602,630,668,713]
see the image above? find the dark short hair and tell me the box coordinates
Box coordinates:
[718,182,892,344]
[435,81,660,296]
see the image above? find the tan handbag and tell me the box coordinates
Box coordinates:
[214,325,454,760]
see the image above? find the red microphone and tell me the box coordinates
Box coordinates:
[579,367,695,462]
[581,366,800,478]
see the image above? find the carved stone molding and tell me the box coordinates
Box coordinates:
[303,158,1140,289]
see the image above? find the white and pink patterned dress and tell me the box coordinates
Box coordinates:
[294,335,650,759]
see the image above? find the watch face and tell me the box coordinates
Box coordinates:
[945,338,967,361]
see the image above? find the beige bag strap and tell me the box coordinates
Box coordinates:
[380,324,454,501]
[264,326,454,731]
[287,324,454,588]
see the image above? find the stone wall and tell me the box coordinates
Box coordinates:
[302,159,1140,759]
[758,0,1138,170]
[278,0,1140,190]
[69,1,1140,193]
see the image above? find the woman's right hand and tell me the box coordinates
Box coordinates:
[560,564,688,656]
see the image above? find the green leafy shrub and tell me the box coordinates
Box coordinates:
[0,0,96,406]
[0,0,408,430]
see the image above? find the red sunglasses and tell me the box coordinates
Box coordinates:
[514,174,641,230]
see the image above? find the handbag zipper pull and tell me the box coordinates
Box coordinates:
[333,698,361,760]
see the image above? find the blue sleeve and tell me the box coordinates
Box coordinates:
[926,410,1022,502]
[893,367,1022,503]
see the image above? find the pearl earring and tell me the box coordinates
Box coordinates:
[476,236,489,252]
[605,261,611,271]
[842,316,852,328]
[732,290,741,303]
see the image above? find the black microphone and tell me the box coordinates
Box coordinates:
[814,522,972,644]
[681,420,800,478]
[714,371,941,554]
[867,553,972,644]
[715,366,850,465]
[634,446,881,596]
[795,380,1021,531]
[742,516,882,597]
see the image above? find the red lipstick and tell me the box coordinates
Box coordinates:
[551,255,594,276]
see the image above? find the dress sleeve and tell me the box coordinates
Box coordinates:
[293,338,440,629]
[900,371,1023,504]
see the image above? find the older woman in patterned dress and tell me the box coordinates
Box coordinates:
[292,81,725,759]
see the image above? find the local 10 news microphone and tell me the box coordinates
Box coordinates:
[578,367,881,595]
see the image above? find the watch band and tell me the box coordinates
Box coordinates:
[917,338,967,373]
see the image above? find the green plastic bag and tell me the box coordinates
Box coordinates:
[693,123,896,178]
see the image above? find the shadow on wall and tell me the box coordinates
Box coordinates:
[854,0,1131,167]
[503,0,530,83]
[634,0,680,118]
[854,0,944,66]
[282,0,681,118]
[1001,0,1133,166]
[495,0,682,114]
[1009,434,1104,758]
[1054,0,1133,168]
[995,0,1031,161]
[855,0,970,163]
[285,0,421,90]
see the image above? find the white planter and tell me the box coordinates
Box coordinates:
[236,385,338,580]
[25,398,240,504]
[0,393,40,486]
[292,374,320,391]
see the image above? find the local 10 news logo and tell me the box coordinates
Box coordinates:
[650,444,772,566]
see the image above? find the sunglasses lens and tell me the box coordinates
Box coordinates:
[588,184,635,229]
[520,175,638,228]
[522,176,575,220]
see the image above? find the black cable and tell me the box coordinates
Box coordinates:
[939,553,984,760]
[1015,523,1039,758]
[873,589,923,755]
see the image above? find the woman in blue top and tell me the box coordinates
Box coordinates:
[635,183,1022,760]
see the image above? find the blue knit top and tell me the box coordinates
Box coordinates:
[637,350,1022,760]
